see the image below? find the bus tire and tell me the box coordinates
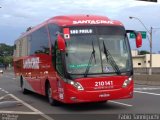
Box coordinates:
[47,83,60,106]
[20,76,28,94]
[98,100,107,103]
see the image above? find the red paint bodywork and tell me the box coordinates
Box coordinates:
[14,15,133,104]
[61,76,133,103]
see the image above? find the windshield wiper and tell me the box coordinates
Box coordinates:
[102,41,121,75]
[84,41,96,77]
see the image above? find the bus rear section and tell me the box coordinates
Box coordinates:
[13,15,142,105]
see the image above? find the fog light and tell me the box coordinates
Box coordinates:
[70,97,77,101]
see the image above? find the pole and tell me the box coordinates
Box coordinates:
[149,27,152,75]
[129,16,153,75]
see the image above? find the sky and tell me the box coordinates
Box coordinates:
[0,0,160,53]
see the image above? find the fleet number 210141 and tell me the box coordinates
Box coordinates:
[95,81,113,87]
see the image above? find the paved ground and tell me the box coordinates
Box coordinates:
[0,71,160,120]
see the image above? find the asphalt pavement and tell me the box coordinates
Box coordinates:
[0,71,160,120]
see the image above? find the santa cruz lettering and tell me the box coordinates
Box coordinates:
[73,20,114,24]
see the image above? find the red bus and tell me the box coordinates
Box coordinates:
[13,15,142,105]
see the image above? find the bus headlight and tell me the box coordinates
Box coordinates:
[122,77,132,88]
[67,80,84,91]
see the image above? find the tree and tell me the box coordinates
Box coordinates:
[3,56,13,66]
[0,43,14,66]
[139,50,150,55]
[0,56,4,63]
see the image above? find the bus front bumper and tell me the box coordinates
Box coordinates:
[62,86,133,103]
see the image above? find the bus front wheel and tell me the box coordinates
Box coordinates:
[47,84,60,106]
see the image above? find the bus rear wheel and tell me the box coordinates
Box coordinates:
[20,76,29,94]
[47,84,60,106]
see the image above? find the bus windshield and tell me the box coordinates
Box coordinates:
[64,26,132,76]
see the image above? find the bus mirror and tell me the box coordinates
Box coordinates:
[126,30,142,48]
[57,34,66,51]
[136,32,142,48]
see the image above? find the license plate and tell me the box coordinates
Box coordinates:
[99,93,110,98]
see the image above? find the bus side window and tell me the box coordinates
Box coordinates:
[13,43,17,57]
[48,24,60,47]
[27,35,31,56]
[29,27,49,55]
[48,24,60,67]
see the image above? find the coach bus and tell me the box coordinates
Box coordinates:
[13,15,142,105]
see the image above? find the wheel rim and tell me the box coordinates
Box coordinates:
[48,87,52,102]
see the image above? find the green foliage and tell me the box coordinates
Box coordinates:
[0,43,14,66]
[0,56,4,63]
[3,56,13,65]
[0,43,14,56]
[139,50,150,55]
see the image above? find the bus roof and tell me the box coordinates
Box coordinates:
[48,14,123,26]
[17,14,124,40]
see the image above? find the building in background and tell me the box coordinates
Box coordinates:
[132,50,160,68]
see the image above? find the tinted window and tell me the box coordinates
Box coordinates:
[30,27,49,55]
[48,24,60,67]
[48,24,60,47]
[56,49,64,76]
